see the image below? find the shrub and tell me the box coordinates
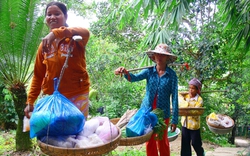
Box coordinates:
[0,85,17,130]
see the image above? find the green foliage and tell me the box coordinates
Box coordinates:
[0,0,46,151]
[88,78,145,119]
[86,36,146,119]
[152,108,167,140]
[0,0,45,86]
[90,1,147,51]
[221,0,250,51]
[0,85,17,130]
[108,0,250,51]
[202,128,233,147]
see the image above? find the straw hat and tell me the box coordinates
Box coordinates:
[146,44,177,64]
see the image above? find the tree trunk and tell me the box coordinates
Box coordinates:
[228,114,237,144]
[15,119,32,150]
[10,83,32,151]
[229,122,236,144]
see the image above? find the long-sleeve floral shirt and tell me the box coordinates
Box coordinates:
[124,66,179,125]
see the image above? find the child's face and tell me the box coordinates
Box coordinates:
[188,84,198,97]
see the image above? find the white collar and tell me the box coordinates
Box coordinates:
[189,94,199,101]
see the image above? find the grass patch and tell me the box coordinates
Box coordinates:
[0,130,16,154]
[0,130,46,156]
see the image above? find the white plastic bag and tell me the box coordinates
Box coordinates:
[23,116,30,132]
[79,118,100,137]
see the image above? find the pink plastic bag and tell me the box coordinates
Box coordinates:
[97,120,118,143]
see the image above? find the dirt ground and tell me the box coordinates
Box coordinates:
[114,135,220,155]
[169,135,219,155]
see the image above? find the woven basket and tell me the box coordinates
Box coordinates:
[110,118,120,125]
[110,118,153,146]
[171,107,205,116]
[119,130,153,146]
[38,125,121,156]
[206,116,234,134]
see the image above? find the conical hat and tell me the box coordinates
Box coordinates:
[146,44,177,63]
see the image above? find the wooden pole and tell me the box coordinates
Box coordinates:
[179,90,228,94]
[127,63,186,72]
[201,90,228,93]
[127,65,154,72]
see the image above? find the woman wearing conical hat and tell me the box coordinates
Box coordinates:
[115,43,179,156]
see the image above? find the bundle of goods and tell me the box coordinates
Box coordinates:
[111,107,166,146]
[167,127,180,142]
[206,112,234,134]
[171,93,205,116]
[38,116,121,156]
[30,91,85,139]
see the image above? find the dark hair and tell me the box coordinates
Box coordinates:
[45,1,68,26]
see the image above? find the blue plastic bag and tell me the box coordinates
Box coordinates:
[126,107,156,137]
[30,80,85,139]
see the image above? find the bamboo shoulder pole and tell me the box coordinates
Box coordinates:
[179,90,228,94]
[127,65,154,72]
[127,63,185,72]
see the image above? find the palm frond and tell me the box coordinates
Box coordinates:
[0,0,45,87]
[222,0,250,51]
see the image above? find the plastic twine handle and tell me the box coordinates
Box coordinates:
[54,78,58,91]
[54,36,82,92]
[56,38,74,91]
[146,107,152,114]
